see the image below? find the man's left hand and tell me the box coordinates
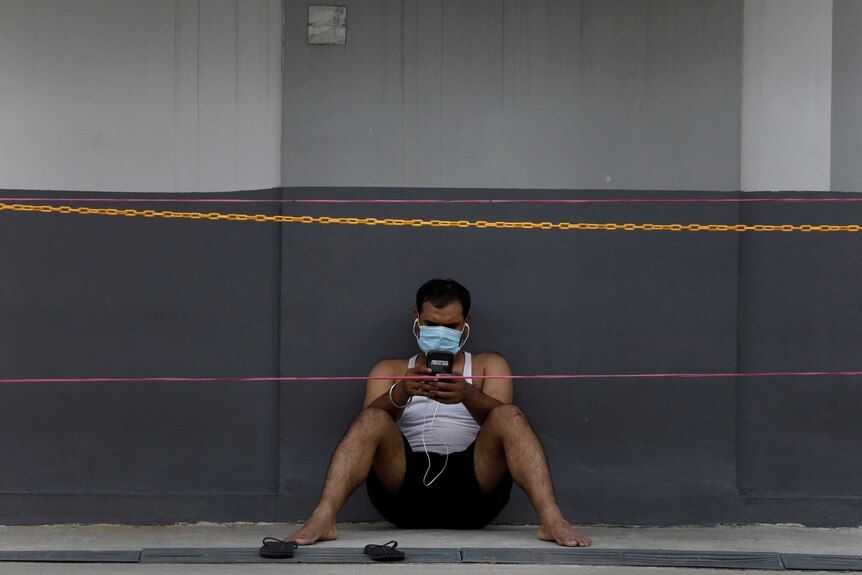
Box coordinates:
[429,372,475,404]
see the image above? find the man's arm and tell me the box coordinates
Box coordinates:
[478,353,514,404]
[363,359,436,417]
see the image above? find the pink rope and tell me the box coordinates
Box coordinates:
[3,371,862,384]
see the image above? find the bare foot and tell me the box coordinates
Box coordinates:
[538,519,592,547]
[285,512,338,546]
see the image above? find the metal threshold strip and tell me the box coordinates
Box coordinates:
[1,547,861,569]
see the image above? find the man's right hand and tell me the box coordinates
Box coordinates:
[363,360,441,411]
[399,366,437,399]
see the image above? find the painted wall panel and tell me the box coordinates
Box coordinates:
[173,0,202,191]
[0,0,282,192]
[278,188,742,524]
[497,0,585,189]
[499,0,745,191]
[282,0,404,187]
[741,0,832,191]
[283,0,742,190]
[831,0,862,192]
[0,191,283,494]
[401,0,444,186]
[4,188,862,526]
[437,0,505,188]
[198,0,241,191]
[737,198,862,496]
[237,0,283,191]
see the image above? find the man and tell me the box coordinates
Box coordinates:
[286,279,591,547]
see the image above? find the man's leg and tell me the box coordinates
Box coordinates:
[286,407,406,545]
[474,404,592,547]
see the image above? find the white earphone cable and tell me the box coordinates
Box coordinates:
[421,398,449,486]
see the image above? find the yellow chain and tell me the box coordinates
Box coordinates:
[1,202,860,232]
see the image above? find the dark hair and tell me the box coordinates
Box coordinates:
[416,278,471,318]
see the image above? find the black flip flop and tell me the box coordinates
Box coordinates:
[259,537,298,558]
[363,540,405,562]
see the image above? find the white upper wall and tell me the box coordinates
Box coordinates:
[1,0,857,193]
[0,0,282,193]
[741,0,833,191]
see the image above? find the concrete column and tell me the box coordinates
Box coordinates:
[831,0,862,192]
[741,0,832,191]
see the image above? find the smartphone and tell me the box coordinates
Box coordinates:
[426,351,454,375]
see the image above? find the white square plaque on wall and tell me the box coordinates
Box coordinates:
[308,6,347,46]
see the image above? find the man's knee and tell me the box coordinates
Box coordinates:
[485,404,527,428]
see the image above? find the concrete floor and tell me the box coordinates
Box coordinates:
[2,522,861,575]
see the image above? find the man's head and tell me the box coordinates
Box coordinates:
[414,279,470,323]
[413,279,472,353]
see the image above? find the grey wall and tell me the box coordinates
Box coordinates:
[4,188,862,527]
[277,188,743,525]
[0,190,283,522]
[3,0,862,528]
[283,0,743,190]
[737,199,862,498]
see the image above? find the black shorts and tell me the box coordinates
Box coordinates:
[365,434,513,529]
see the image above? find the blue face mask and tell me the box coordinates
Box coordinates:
[413,318,470,354]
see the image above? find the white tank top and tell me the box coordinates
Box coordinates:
[398,352,481,454]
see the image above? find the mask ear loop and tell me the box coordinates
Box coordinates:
[459,323,470,350]
[421,398,449,486]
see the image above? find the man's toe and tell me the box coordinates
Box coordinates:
[285,535,305,545]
